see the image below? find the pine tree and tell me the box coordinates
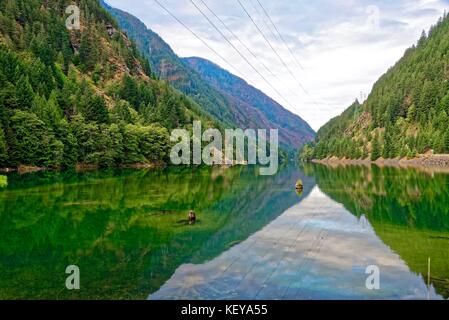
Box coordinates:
[92,63,102,84]
[440,93,449,114]
[84,95,109,124]
[156,93,185,129]
[140,56,152,77]
[79,29,98,71]
[121,75,139,108]
[31,94,47,119]
[407,104,417,122]
[383,124,398,158]
[362,144,369,159]
[444,128,449,153]
[417,80,436,123]
[0,125,7,166]
[30,33,54,66]
[371,132,381,161]
[55,119,78,168]
[418,30,427,46]
[32,91,62,127]
[15,75,34,109]
[46,91,63,126]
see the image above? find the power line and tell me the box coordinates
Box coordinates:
[153,0,242,78]
[195,0,304,106]
[236,0,308,95]
[254,0,305,72]
[197,0,276,81]
[189,0,298,111]
[244,0,323,108]
[154,0,317,118]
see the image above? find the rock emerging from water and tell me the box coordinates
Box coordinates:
[295,179,304,197]
[295,179,304,191]
[188,210,197,224]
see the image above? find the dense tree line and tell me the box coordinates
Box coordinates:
[0,0,211,169]
[303,13,449,161]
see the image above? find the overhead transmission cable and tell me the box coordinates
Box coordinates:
[189,0,297,110]
[195,0,304,103]
[153,0,242,77]
[236,0,308,94]
[245,0,322,107]
[254,0,305,72]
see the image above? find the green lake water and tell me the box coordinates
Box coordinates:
[0,164,448,300]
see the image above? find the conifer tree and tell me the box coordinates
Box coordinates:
[15,75,34,109]
[84,95,109,124]
[0,125,7,166]
[121,75,139,108]
[371,133,381,161]
[444,128,449,153]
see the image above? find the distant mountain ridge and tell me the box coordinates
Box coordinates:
[101,0,315,149]
[183,56,315,148]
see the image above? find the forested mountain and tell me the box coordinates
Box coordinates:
[101,1,315,149]
[304,13,449,161]
[184,57,315,148]
[0,0,215,170]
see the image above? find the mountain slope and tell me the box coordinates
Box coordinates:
[184,57,315,148]
[307,14,449,161]
[0,0,215,170]
[101,1,315,149]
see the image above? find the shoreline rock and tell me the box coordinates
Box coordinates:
[0,162,167,175]
[312,155,449,173]
[18,165,48,174]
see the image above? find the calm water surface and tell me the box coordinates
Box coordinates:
[0,164,448,299]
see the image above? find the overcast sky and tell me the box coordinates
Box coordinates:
[105,0,449,130]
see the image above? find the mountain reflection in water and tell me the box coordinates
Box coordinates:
[150,187,442,300]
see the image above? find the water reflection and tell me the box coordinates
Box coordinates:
[150,187,442,300]
[1,163,448,300]
[310,164,449,299]
[0,165,312,299]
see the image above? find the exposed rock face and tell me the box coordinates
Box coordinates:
[106,23,118,38]
[69,31,80,54]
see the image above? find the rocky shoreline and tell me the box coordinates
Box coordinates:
[0,162,167,175]
[312,155,449,173]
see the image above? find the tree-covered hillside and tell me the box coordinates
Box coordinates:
[304,13,449,161]
[0,0,215,170]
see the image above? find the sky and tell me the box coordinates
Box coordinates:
[105,0,449,131]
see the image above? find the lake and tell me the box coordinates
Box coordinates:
[0,164,448,300]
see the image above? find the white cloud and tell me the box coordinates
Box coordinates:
[105,0,449,131]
